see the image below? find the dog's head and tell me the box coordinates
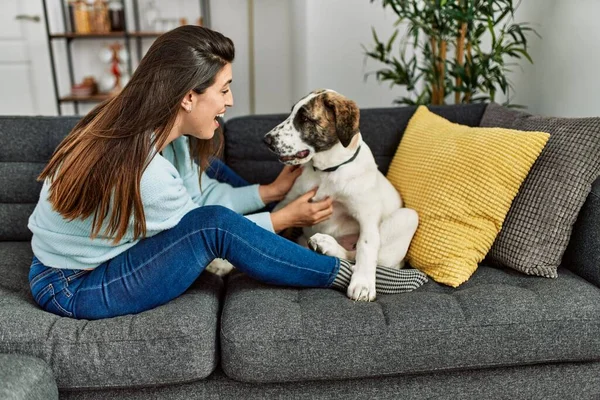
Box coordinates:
[263,89,360,165]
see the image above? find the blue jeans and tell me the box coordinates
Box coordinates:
[29,160,339,319]
[205,157,250,188]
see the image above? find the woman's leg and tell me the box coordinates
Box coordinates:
[29,206,428,319]
[40,206,339,319]
[205,157,250,188]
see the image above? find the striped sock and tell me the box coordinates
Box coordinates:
[331,259,428,294]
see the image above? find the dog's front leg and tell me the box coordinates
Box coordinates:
[347,214,380,301]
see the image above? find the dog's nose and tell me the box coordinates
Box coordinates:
[263,134,274,148]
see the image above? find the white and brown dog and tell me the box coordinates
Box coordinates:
[264,89,419,301]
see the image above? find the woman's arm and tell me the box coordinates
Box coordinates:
[163,137,266,215]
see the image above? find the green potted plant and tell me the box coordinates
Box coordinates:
[365,0,539,106]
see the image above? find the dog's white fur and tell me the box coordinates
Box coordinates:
[205,258,235,276]
[265,89,418,301]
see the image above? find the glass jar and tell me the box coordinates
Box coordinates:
[91,0,110,33]
[73,0,91,34]
[108,0,125,32]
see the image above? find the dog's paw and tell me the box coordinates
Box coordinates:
[205,258,235,276]
[347,270,376,302]
[308,233,346,258]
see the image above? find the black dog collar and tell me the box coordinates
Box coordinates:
[313,145,362,173]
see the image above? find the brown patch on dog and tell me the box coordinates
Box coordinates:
[321,92,360,147]
[293,96,339,152]
[292,91,360,152]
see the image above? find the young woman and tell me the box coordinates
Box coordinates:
[28,25,427,320]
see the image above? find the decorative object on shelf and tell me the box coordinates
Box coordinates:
[42,0,210,115]
[365,0,539,107]
[72,0,91,33]
[98,42,129,94]
[68,0,113,34]
[108,0,125,32]
[71,76,98,97]
[90,0,111,33]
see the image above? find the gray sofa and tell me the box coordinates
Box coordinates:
[1,103,599,399]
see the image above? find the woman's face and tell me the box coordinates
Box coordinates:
[181,63,233,140]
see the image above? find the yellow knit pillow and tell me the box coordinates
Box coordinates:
[387,106,549,287]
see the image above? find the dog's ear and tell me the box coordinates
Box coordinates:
[323,92,360,147]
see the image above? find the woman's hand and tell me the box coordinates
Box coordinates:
[270,188,334,232]
[259,165,303,204]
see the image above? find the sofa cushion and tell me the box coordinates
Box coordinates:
[224,103,486,185]
[0,116,80,241]
[562,176,600,287]
[57,363,600,400]
[220,265,600,383]
[0,354,58,400]
[386,106,549,287]
[0,241,224,390]
[480,103,600,278]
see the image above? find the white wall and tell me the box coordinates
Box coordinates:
[252,0,293,115]
[42,0,405,118]
[291,0,600,117]
[46,0,204,115]
[226,0,408,116]
[210,0,251,119]
[507,0,600,117]
[18,0,600,118]
[294,0,406,108]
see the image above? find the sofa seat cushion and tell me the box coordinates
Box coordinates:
[220,265,600,383]
[0,241,224,390]
[0,354,58,400]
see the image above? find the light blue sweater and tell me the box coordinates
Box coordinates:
[28,136,274,270]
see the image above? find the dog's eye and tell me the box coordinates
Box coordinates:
[300,114,312,123]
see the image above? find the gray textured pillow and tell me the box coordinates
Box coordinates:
[480,103,600,278]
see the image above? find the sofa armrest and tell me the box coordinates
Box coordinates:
[0,354,58,400]
[563,176,600,287]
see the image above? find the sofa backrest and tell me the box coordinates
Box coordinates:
[0,105,487,241]
[0,116,80,241]
[2,104,599,282]
[563,177,600,285]
[223,103,487,185]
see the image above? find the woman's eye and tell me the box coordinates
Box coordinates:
[222,89,229,94]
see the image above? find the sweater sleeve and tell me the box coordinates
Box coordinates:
[163,136,268,216]
[245,211,275,233]
[194,172,266,215]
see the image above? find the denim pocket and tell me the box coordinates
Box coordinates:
[30,259,77,318]
[50,285,73,317]
[35,283,73,318]
[34,283,54,305]
[29,266,57,288]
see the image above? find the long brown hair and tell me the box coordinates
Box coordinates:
[38,25,235,243]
